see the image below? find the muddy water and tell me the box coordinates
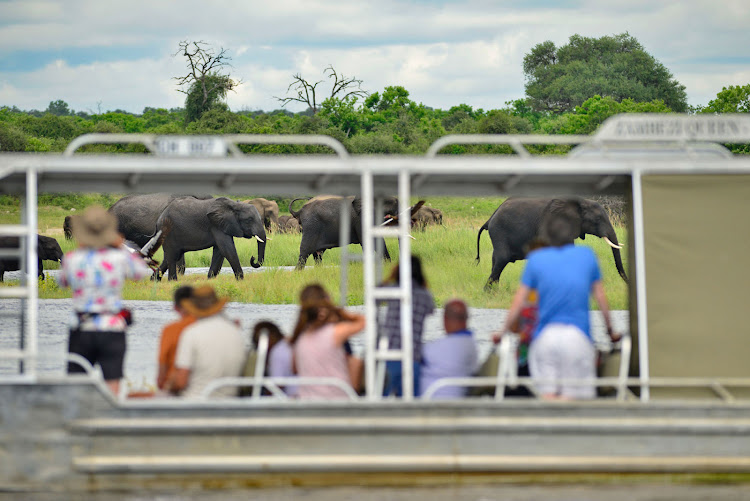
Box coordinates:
[0,290,629,387]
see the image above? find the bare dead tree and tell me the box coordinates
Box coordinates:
[173,41,241,120]
[275,65,367,113]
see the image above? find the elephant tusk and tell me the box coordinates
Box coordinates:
[255,236,265,243]
[604,237,623,250]
[408,234,416,240]
[381,218,394,226]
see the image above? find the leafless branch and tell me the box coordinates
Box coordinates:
[276,65,368,114]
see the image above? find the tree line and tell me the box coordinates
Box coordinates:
[1,33,748,155]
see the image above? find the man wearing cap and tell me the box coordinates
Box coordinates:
[59,205,151,396]
[157,285,195,393]
[170,285,246,398]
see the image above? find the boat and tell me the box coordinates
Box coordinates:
[2,114,750,492]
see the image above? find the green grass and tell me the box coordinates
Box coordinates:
[0,197,630,309]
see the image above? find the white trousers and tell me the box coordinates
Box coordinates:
[528,323,596,399]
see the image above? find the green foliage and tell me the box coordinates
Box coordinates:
[524,33,688,113]
[699,84,750,113]
[0,122,29,151]
[184,73,234,124]
[46,100,72,116]
[539,95,673,135]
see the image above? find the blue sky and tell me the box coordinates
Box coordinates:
[1,0,748,114]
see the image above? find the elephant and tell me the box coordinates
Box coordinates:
[412,206,443,231]
[276,215,301,234]
[108,193,213,276]
[242,198,280,231]
[63,215,74,239]
[476,197,627,288]
[155,196,266,280]
[0,235,64,281]
[289,195,401,269]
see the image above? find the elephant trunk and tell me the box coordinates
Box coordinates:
[603,227,627,283]
[250,229,266,268]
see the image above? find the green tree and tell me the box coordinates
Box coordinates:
[46,100,71,116]
[276,65,367,114]
[539,95,673,135]
[699,84,750,113]
[174,41,240,124]
[523,33,687,113]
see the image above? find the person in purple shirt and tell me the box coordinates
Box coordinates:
[420,299,478,399]
[497,199,621,400]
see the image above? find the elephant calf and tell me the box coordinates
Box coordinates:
[0,235,64,281]
[412,206,443,231]
[276,215,301,234]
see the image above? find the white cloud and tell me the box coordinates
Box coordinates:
[1,0,748,113]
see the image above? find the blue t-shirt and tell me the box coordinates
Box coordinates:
[521,244,601,341]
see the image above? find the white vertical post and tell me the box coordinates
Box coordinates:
[631,170,649,402]
[26,168,38,379]
[361,170,378,401]
[398,170,413,400]
[339,197,351,307]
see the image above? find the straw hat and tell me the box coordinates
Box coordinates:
[182,285,228,318]
[72,205,120,248]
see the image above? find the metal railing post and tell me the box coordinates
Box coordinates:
[361,170,378,401]
[398,170,414,400]
[632,169,650,402]
[25,168,38,378]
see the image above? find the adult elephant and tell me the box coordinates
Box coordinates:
[109,193,213,276]
[0,235,63,281]
[242,198,280,231]
[289,195,401,269]
[476,197,627,288]
[156,197,266,280]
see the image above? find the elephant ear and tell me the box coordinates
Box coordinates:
[207,198,243,237]
[351,197,363,216]
[540,198,583,243]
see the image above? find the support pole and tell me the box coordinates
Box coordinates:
[632,170,649,402]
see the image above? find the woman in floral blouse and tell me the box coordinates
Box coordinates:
[59,205,150,396]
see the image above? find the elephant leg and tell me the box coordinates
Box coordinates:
[207,248,225,278]
[313,250,324,265]
[213,233,243,280]
[37,258,44,280]
[163,247,181,281]
[296,235,316,270]
[177,256,186,276]
[485,249,509,290]
[380,238,391,262]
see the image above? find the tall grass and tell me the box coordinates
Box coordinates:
[0,198,630,309]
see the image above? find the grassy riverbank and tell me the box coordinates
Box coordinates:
[0,196,629,309]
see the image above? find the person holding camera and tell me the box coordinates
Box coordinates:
[59,205,151,396]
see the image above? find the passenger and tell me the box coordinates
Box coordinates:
[156,286,194,394]
[381,255,435,397]
[170,285,246,398]
[291,284,365,400]
[298,284,365,394]
[420,299,478,399]
[497,199,621,400]
[59,205,151,396]
[252,321,297,397]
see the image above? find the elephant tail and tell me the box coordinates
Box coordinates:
[289,197,310,220]
[475,221,489,265]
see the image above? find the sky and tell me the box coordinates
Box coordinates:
[1,0,749,115]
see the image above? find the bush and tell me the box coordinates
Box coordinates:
[0,123,28,151]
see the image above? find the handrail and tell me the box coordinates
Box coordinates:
[425,134,591,157]
[63,133,350,158]
[200,376,359,400]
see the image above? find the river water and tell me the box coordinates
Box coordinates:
[0,267,629,388]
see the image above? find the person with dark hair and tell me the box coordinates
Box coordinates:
[420,299,478,399]
[252,321,297,397]
[497,199,621,400]
[157,285,194,393]
[381,255,435,397]
[59,205,151,396]
[291,283,365,400]
[170,285,246,398]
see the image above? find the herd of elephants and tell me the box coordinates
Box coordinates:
[0,193,628,288]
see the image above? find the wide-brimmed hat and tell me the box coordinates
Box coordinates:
[182,285,228,318]
[72,205,120,248]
